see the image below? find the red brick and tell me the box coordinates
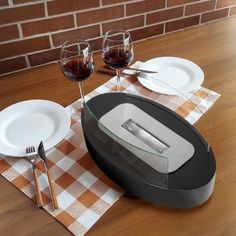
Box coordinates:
[126,0,165,16]
[0,56,27,75]
[13,0,37,3]
[147,7,183,24]
[102,15,144,33]
[22,15,74,37]
[52,25,100,47]
[185,0,215,15]
[102,0,129,5]
[130,24,164,41]
[230,6,236,15]
[0,36,50,60]
[0,4,45,25]
[166,15,200,33]
[28,48,60,66]
[0,0,8,6]
[217,0,236,8]
[0,25,19,42]
[167,0,199,7]
[201,8,229,23]
[88,37,103,51]
[48,0,99,15]
[77,5,124,26]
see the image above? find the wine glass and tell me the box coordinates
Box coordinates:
[102,30,134,92]
[60,40,94,116]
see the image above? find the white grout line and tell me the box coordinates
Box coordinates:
[163,21,166,34]
[17,23,23,39]
[124,3,127,17]
[49,34,54,48]
[8,0,13,6]
[99,23,103,37]
[214,0,217,10]
[44,1,48,17]
[73,13,78,28]
[25,55,30,67]
[200,13,203,23]
[183,5,186,16]
[1,1,44,9]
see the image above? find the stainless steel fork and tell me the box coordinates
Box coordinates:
[26,146,43,208]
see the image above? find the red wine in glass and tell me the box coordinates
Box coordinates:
[103,47,133,69]
[62,58,94,82]
[102,30,134,91]
[60,40,94,116]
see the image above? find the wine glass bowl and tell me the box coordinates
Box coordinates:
[62,56,93,82]
[102,30,134,91]
[60,40,94,115]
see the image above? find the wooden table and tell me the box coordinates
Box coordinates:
[1,17,236,236]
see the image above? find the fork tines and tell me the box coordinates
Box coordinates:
[26,146,36,155]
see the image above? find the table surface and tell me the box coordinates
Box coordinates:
[1,17,236,236]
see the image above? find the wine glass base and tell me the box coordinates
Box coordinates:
[69,100,83,120]
[111,85,127,92]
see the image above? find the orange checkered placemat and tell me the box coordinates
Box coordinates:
[0,61,220,236]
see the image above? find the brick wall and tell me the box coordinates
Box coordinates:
[0,0,236,76]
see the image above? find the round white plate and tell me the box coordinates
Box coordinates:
[0,100,71,157]
[138,57,204,95]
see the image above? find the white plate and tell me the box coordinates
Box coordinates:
[0,100,71,157]
[138,57,204,95]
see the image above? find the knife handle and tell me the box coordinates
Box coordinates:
[33,168,43,207]
[97,68,135,77]
[46,170,59,209]
[97,68,116,76]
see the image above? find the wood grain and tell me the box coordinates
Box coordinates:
[46,170,59,210]
[1,17,236,236]
[33,168,43,208]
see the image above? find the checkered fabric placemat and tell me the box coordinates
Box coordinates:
[0,62,220,236]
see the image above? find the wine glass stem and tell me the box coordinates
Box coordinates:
[78,81,85,105]
[116,69,121,92]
